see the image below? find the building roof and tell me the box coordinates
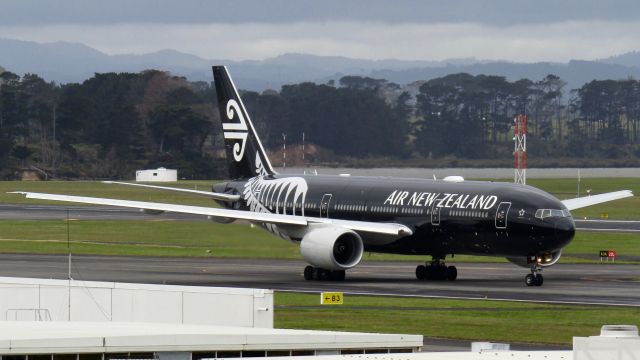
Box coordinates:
[268,352,572,360]
[0,321,423,354]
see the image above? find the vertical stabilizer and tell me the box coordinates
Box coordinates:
[212,66,275,179]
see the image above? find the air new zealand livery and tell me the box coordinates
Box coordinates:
[12,66,633,286]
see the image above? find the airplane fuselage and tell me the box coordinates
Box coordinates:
[216,174,576,259]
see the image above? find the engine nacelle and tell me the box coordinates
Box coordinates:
[506,250,562,268]
[300,226,364,270]
[141,209,164,215]
[207,215,235,224]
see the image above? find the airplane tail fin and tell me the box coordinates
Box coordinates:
[212,66,275,179]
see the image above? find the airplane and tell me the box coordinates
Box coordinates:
[11,66,633,287]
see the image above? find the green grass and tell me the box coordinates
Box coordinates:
[520,178,640,220]
[275,292,640,345]
[0,180,220,207]
[2,178,639,218]
[0,178,638,261]
[0,219,637,263]
[0,220,300,258]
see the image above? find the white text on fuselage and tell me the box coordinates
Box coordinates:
[383,191,498,210]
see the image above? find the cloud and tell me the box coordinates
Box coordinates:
[1,20,639,62]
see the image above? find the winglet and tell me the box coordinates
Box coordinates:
[562,190,633,211]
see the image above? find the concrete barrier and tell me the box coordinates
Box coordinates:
[0,277,272,327]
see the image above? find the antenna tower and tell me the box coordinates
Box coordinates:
[514,114,527,185]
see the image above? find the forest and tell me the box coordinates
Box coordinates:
[1,67,640,179]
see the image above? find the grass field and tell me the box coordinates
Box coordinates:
[524,178,640,220]
[0,219,637,263]
[275,292,640,345]
[0,178,638,261]
[0,180,219,207]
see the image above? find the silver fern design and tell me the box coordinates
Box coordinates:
[243,169,309,239]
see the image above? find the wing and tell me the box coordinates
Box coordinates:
[562,190,633,211]
[102,181,240,202]
[8,192,412,237]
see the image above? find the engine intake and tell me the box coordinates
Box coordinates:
[300,226,364,270]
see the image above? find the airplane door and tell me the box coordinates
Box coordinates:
[431,204,441,226]
[320,194,332,218]
[495,202,511,229]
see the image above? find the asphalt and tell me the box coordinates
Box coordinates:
[0,254,637,308]
[4,204,637,351]
[0,204,204,221]
[3,204,640,233]
[0,253,634,350]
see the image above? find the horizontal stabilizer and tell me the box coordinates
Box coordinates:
[562,190,633,210]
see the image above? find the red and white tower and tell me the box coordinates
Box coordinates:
[514,114,527,185]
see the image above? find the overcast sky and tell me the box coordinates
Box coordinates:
[2,0,640,62]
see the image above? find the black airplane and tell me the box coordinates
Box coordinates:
[12,66,633,287]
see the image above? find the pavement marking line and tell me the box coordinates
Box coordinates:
[576,228,640,232]
[575,220,640,224]
[0,238,200,249]
[276,289,640,307]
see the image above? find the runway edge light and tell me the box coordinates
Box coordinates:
[321,292,343,305]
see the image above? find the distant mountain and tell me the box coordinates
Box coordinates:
[600,51,640,68]
[1,38,640,93]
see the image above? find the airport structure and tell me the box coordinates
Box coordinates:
[135,168,177,182]
[513,114,527,185]
[0,277,422,359]
[0,277,635,359]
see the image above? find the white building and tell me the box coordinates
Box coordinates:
[0,277,422,360]
[136,168,177,182]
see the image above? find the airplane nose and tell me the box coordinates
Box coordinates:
[554,217,576,247]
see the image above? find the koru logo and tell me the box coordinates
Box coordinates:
[222,99,248,162]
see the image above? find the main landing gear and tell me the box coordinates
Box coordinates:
[415,258,457,281]
[525,265,543,286]
[303,265,346,281]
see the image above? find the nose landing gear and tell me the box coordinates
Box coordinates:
[525,265,543,286]
[416,258,457,281]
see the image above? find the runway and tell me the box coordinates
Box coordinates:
[0,204,202,221]
[0,254,638,307]
[2,204,640,233]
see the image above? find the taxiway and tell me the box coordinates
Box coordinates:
[1,204,639,233]
[0,254,637,307]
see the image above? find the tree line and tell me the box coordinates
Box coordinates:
[1,67,639,179]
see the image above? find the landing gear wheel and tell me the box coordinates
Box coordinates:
[313,268,328,281]
[526,263,544,286]
[416,258,458,281]
[534,274,543,286]
[446,266,458,281]
[525,274,535,286]
[304,266,314,281]
[303,266,346,281]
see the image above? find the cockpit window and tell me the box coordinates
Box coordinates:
[535,209,571,219]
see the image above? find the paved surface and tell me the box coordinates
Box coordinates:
[282,167,640,179]
[0,204,204,221]
[574,219,640,233]
[0,254,637,307]
[3,204,640,234]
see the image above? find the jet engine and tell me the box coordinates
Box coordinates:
[208,215,235,224]
[141,209,164,215]
[300,226,364,270]
[506,250,562,268]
